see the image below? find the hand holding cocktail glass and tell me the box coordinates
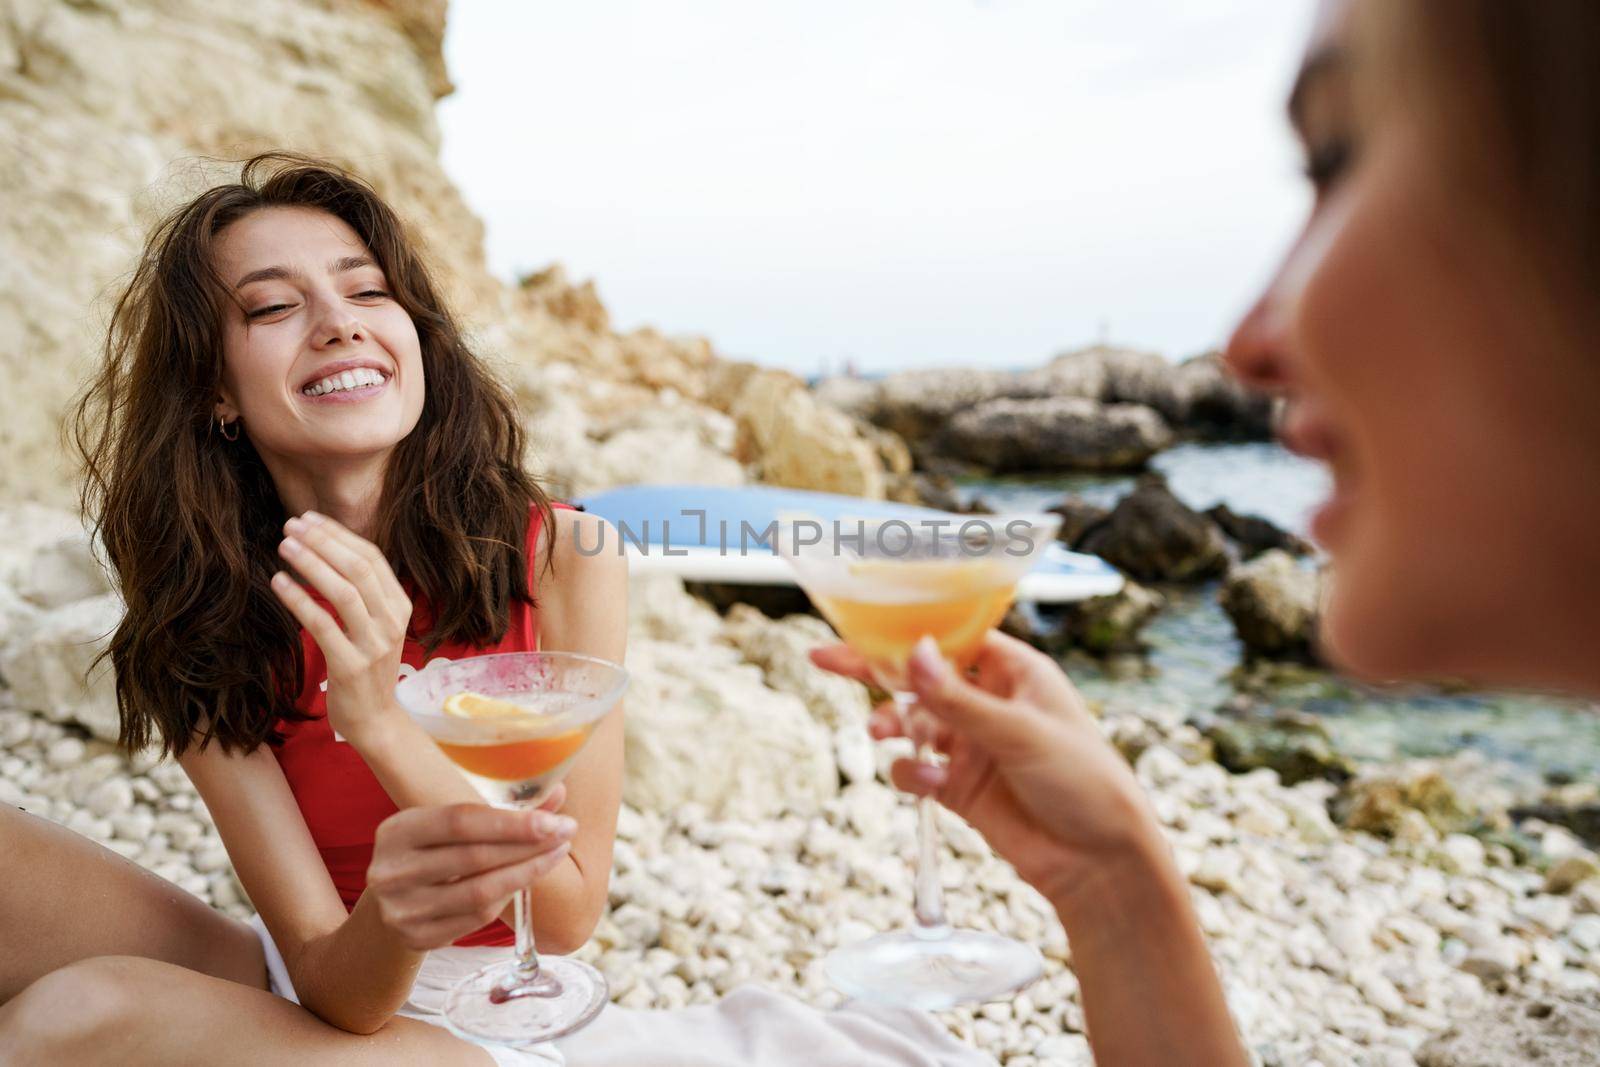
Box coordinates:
[777,513,1061,1009]
[395,652,628,1047]
[812,629,1162,916]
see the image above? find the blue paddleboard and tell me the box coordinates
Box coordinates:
[575,485,1123,603]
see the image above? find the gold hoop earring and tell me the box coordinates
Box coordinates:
[219,417,240,442]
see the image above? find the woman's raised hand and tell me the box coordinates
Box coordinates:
[812,631,1163,908]
[368,790,575,951]
[269,511,413,746]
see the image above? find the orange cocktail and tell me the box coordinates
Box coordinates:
[811,558,1016,687]
[434,732,588,782]
[431,690,594,797]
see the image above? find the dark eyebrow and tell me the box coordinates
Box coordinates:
[1287,45,1346,134]
[234,265,302,289]
[234,255,377,290]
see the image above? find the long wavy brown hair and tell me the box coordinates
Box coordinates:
[74,153,553,758]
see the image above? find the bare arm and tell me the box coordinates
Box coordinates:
[180,743,422,1034]
[1050,831,1246,1066]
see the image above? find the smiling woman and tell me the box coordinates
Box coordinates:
[0,154,628,1066]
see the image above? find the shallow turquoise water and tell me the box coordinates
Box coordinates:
[963,443,1600,784]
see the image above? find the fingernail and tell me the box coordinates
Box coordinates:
[552,815,577,837]
[530,811,557,834]
[270,571,290,587]
[284,517,305,534]
[280,537,302,555]
[910,761,947,789]
[910,636,945,680]
[303,511,325,525]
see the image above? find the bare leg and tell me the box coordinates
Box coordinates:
[0,806,265,1002]
[0,955,496,1066]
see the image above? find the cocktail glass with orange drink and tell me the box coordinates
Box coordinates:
[395,651,628,1046]
[778,513,1060,1009]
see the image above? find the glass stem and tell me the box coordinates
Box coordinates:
[489,803,561,1002]
[513,887,541,981]
[899,692,949,938]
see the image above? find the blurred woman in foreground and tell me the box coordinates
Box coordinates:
[817,1,1600,1062]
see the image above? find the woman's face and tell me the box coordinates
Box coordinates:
[1225,0,1600,693]
[213,206,425,474]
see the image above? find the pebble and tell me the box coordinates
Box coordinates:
[193,845,231,874]
[1545,853,1600,895]
[1569,916,1600,953]
[45,737,86,768]
[1461,942,1519,982]
[85,778,132,818]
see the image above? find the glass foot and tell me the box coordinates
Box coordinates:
[825,926,1044,1010]
[443,956,608,1047]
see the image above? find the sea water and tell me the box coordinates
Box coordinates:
[963,442,1600,786]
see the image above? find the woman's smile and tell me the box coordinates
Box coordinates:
[297,359,394,406]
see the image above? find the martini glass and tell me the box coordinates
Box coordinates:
[777,513,1061,1009]
[394,651,628,1046]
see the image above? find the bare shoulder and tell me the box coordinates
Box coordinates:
[538,508,627,658]
[544,509,626,590]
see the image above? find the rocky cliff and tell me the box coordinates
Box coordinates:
[0,0,884,506]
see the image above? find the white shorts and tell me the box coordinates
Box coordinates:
[249,914,563,1067]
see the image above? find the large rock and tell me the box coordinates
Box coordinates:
[1022,581,1164,656]
[1205,504,1313,560]
[1048,497,1111,548]
[0,504,112,609]
[621,637,840,820]
[724,369,885,498]
[1,0,499,506]
[1205,709,1356,786]
[1043,345,1179,415]
[1334,760,1494,839]
[1077,474,1229,582]
[622,576,850,816]
[1218,550,1323,660]
[810,375,882,423]
[1417,993,1600,1067]
[719,606,876,786]
[0,592,123,742]
[867,368,1049,448]
[1168,352,1274,439]
[936,397,1173,473]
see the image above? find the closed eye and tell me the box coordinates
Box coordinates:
[246,303,293,319]
[354,289,390,300]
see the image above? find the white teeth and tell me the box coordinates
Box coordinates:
[304,367,386,396]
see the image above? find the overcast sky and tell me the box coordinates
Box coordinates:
[439,1,1316,375]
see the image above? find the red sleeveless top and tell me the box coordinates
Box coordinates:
[271,503,570,948]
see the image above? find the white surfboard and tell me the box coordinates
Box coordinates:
[576,485,1123,603]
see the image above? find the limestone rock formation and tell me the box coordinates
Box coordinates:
[937,397,1173,473]
[620,576,852,819]
[0,0,881,506]
[814,346,1274,476]
[1077,474,1230,582]
[722,368,886,499]
[1218,549,1324,660]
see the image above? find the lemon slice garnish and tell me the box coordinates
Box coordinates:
[442,691,531,720]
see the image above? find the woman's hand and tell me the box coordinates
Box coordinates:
[812,631,1164,908]
[368,794,576,951]
[269,511,412,746]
